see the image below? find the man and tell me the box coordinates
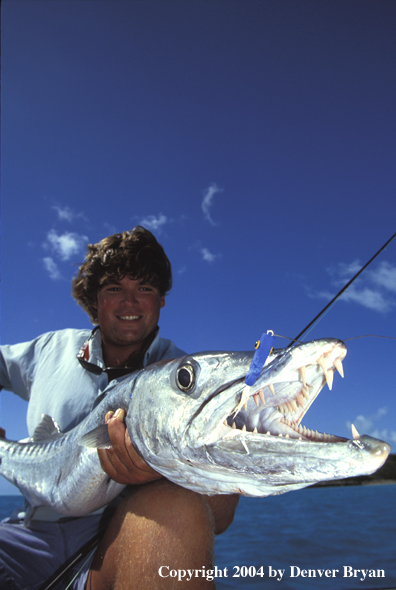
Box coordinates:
[0,227,239,590]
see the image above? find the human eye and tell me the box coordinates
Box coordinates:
[105,284,121,292]
[138,283,154,292]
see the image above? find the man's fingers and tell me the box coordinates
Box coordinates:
[98,408,161,485]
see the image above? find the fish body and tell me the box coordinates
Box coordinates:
[0,338,390,517]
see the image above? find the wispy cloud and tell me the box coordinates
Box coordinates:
[43,257,62,280]
[137,213,168,233]
[199,246,221,263]
[44,229,88,261]
[202,183,223,226]
[52,205,86,223]
[310,260,396,313]
[346,407,396,444]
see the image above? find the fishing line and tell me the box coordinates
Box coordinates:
[287,231,396,347]
[274,333,396,345]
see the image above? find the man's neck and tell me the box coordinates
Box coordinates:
[101,329,157,369]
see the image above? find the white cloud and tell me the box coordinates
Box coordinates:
[45,229,88,261]
[370,261,396,293]
[311,260,396,313]
[43,257,62,280]
[200,247,220,263]
[52,205,86,223]
[340,285,395,313]
[138,213,168,233]
[202,183,223,226]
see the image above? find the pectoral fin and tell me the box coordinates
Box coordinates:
[79,424,112,449]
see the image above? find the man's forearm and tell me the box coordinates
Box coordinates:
[205,493,239,535]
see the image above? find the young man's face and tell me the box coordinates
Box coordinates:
[95,276,165,359]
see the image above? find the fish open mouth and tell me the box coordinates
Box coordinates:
[213,339,352,444]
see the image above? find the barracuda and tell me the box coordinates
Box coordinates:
[0,338,390,518]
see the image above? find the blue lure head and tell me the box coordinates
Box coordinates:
[244,331,275,386]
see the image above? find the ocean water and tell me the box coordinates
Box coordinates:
[1,485,395,590]
[214,484,396,590]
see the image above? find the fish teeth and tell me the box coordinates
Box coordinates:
[259,390,265,405]
[318,356,333,390]
[299,366,307,387]
[351,423,360,439]
[268,384,275,396]
[334,357,344,378]
[296,393,305,407]
[253,393,260,407]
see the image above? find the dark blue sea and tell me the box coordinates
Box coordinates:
[1,485,395,590]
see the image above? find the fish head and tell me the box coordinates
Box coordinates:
[127,338,391,496]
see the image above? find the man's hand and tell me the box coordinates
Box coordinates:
[97,409,162,485]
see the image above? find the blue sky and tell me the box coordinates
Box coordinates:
[1,0,395,493]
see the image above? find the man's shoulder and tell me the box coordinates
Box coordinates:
[146,333,187,365]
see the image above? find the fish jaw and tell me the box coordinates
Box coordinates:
[203,434,390,496]
[186,338,349,447]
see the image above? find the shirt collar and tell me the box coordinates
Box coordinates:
[77,326,160,377]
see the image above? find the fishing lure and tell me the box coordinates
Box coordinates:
[245,330,275,386]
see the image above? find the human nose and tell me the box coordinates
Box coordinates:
[122,289,139,306]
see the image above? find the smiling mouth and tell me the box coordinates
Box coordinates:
[118,315,141,321]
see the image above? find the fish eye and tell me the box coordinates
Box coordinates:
[176,364,195,393]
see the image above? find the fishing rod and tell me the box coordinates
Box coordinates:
[288,231,396,347]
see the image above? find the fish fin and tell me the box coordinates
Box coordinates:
[79,424,112,449]
[32,414,62,442]
[23,505,37,528]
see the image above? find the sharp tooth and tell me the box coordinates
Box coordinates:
[259,390,265,405]
[351,424,360,439]
[285,434,289,438]
[334,358,344,378]
[253,393,260,406]
[243,401,248,411]
[232,422,236,429]
[242,424,246,431]
[286,402,293,413]
[318,357,333,390]
[296,393,305,407]
[290,400,298,412]
[253,427,258,433]
[298,424,303,434]
[302,386,310,399]
[278,433,282,437]
[268,384,275,396]
[266,431,271,435]
[299,366,307,386]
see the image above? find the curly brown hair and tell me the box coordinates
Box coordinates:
[72,226,172,323]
